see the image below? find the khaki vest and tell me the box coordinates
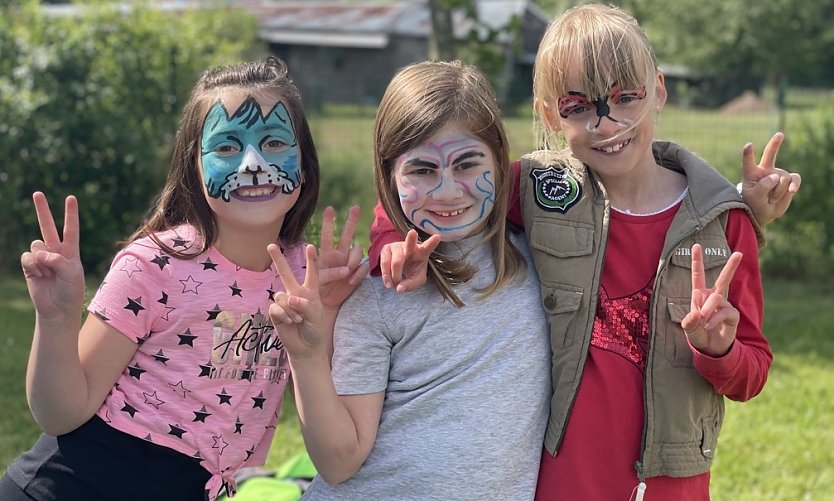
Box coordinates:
[518,142,763,479]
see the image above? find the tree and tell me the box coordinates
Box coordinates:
[0,0,262,273]
[616,0,834,103]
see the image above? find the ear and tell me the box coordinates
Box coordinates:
[654,72,668,111]
[535,97,562,132]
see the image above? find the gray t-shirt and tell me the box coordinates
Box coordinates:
[302,232,551,500]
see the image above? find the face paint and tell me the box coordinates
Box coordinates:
[200,97,302,202]
[557,84,646,131]
[394,128,496,242]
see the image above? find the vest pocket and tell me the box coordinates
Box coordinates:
[665,298,694,367]
[700,414,721,459]
[540,282,583,347]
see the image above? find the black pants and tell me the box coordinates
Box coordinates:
[0,416,210,501]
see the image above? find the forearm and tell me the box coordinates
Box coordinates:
[26,315,94,435]
[289,355,370,483]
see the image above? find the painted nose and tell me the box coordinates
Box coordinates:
[431,169,463,200]
[239,144,268,184]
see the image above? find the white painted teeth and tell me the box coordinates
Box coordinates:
[238,186,275,197]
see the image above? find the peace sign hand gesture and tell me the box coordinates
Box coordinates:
[317,206,368,311]
[741,132,801,226]
[20,192,86,324]
[380,229,442,292]
[267,243,329,361]
[680,244,743,358]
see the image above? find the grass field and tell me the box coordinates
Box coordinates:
[2,274,833,499]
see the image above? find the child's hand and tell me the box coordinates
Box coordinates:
[267,243,328,361]
[741,132,801,226]
[20,192,86,323]
[681,244,742,358]
[380,229,441,292]
[317,206,368,310]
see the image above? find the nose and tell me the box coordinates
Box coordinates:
[431,169,463,201]
[239,144,267,183]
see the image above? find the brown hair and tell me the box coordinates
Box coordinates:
[533,3,660,150]
[374,60,523,306]
[128,56,319,256]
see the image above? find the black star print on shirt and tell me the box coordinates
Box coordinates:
[252,392,266,409]
[198,361,214,377]
[229,281,243,297]
[127,363,147,380]
[267,286,276,301]
[124,296,145,316]
[168,424,186,439]
[152,349,169,365]
[193,405,212,423]
[171,237,189,249]
[206,304,221,321]
[121,402,138,418]
[151,253,171,270]
[201,257,219,271]
[216,388,233,405]
[234,418,244,434]
[177,329,197,347]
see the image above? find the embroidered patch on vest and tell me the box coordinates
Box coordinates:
[529,165,581,213]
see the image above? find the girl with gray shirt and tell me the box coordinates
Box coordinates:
[266,60,551,500]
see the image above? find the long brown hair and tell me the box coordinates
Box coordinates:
[128,56,319,256]
[374,60,523,306]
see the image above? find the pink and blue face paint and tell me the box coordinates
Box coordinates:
[395,135,495,241]
[200,97,301,202]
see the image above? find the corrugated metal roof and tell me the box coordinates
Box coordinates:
[252,0,546,48]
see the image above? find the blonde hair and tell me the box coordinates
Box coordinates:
[374,60,523,307]
[533,3,659,151]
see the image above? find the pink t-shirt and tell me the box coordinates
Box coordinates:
[88,225,305,497]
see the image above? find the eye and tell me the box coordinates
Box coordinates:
[613,87,646,105]
[455,161,479,171]
[214,143,240,155]
[409,167,435,176]
[262,137,288,152]
[558,95,593,118]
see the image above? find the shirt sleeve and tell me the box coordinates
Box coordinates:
[87,245,165,343]
[368,201,403,276]
[691,208,772,401]
[331,279,393,395]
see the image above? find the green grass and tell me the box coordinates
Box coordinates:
[2,273,833,499]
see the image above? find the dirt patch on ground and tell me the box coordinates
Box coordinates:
[720,90,776,114]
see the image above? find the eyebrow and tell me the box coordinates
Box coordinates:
[452,150,486,164]
[403,157,438,168]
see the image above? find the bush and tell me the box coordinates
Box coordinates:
[0,0,262,274]
[759,105,834,279]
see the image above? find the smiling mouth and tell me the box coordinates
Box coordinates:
[429,207,468,217]
[231,185,278,201]
[593,138,632,153]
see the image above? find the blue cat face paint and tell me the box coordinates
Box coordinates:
[200,97,302,202]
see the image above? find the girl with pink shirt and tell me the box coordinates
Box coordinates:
[0,57,366,501]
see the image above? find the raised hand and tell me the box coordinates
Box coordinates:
[317,206,368,310]
[681,244,742,358]
[267,243,327,360]
[20,192,86,322]
[741,132,802,226]
[380,229,442,292]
